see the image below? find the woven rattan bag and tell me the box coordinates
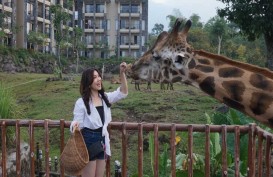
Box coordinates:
[60,127,89,176]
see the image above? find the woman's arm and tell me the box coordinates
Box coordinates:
[119,62,128,95]
[70,98,85,132]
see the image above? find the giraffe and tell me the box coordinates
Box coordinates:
[127,18,273,129]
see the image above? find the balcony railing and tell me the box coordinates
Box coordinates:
[1,119,273,177]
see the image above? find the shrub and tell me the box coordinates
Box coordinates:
[0,45,10,55]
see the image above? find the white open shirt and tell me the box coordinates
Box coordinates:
[70,87,128,156]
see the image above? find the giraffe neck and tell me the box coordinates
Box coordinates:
[182,50,273,128]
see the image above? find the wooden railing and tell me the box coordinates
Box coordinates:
[1,119,273,177]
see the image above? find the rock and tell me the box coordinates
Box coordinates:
[0,142,30,176]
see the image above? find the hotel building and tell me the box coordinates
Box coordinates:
[0,0,148,59]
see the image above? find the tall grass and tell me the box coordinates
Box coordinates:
[0,83,18,118]
[0,83,24,149]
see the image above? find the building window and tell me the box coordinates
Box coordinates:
[74,11,78,20]
[97,20,106,29]
[132,51,139,58]
[142,20,145,30]
[107,35,110,45]
[133,35,139,45]
[85,50,93,58]
[131,4,140,13]
[101,51,104,58]
[120,35,129,45]
[107,20,110,30]
[85,19,93,29]
[142,36,145,46]
[120,19,129,29]
[85,4,94,13]
[96,4,104,13]
[85,34,93,45]
[131,20,140,29]
[115,20,118,30]
[120,4,129,13]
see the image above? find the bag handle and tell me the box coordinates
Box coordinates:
[72,125,80,133]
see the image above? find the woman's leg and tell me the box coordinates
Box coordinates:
[95,159,106,177]
[81,161,96,177]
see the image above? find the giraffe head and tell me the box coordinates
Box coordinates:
[126,31,171,83]
[152,18,194,77]
[127,18,195,85]
[126,20,195,84]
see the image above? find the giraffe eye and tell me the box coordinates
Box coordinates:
[152,51,161,60]
[153,55,161,60]
[175,55,184,64]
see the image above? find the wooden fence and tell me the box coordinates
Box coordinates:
[1,119,273,177]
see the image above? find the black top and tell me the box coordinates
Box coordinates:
[96,106,105,125]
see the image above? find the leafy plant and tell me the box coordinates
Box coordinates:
[148,133,170,177]
[206,110,248,176]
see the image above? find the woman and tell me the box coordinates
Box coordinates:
[70,62,128,177]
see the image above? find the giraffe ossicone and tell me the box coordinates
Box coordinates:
[126,18,273,129]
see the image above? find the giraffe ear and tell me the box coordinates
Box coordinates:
[181,20,192,35]
[152,31,168,48]
[170,18,183,37]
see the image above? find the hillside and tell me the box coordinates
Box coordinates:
[0,72,219,124]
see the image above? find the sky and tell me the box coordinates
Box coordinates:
[148,0,226,32]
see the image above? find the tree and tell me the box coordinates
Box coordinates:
[50,0,73,78]
[204,16,228,54]
[151,23,164,35]
[27,31,47,51]
[189,13,203,29]
[72,27,85,73]
[217,0,273,70]
[166,9,186,32]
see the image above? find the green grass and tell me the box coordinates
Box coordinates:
[0,72,220,176]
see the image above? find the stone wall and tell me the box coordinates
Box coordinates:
[0,54,121,74]
[0,55,54,74]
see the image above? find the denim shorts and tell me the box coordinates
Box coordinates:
[81,128,105,161]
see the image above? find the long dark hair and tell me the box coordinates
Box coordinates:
[80,68,111,115]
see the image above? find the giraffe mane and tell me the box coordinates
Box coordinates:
[194,49,273,80]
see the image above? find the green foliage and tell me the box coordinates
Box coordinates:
[206,109,253,176]
[0,83,24,149]
[16,48,29,60]
[50,3,72,77]
[216,0,273,69]
[217,0,273,40]
[149,133,155,175]
[148,133,170,177]
[50,4,70,43]
[159,144,169,177]
[0,45,10,55]
[151,23,164,35]
[27,31,47,46]
[0,83,17,118]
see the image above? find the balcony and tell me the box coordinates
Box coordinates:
[85,12,105,17]
[37,12,50,20]
[1,119,273,177]
[38,0,50,6]
[120,12,140,18]
[119,27,140,33]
